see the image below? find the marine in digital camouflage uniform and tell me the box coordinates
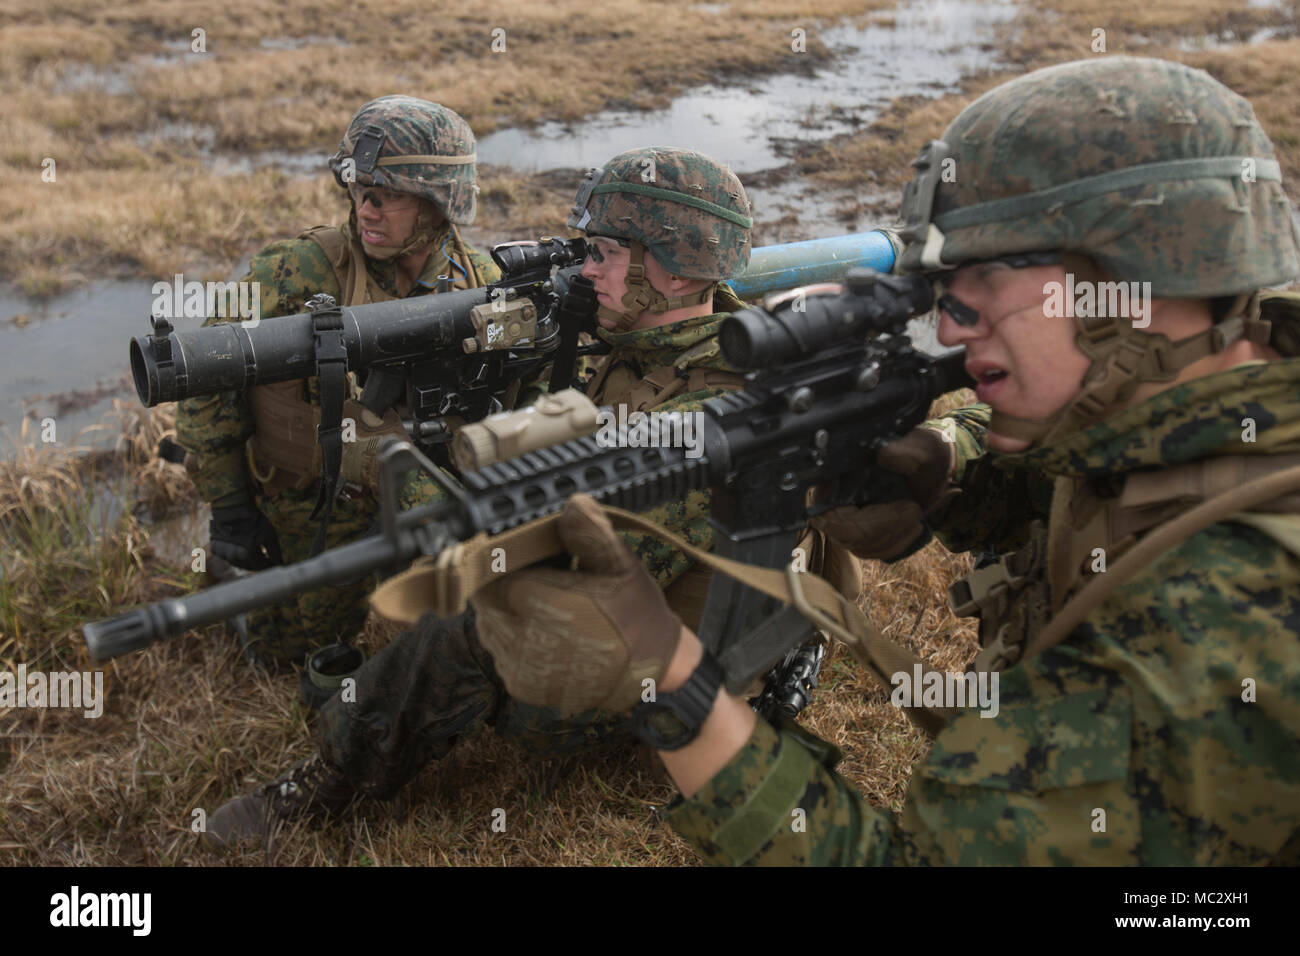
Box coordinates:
[660,57,1300,864]
[468,57,1300,866]
[925,400,1055,556]
[175,96,500,670]
[203,147,849,844]
[312,282,760,794]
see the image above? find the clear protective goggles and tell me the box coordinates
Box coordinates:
[584,234,630,264]
[931,251,1063,327]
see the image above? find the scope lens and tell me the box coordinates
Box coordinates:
[129,337,154,404]
[719,312,759,369]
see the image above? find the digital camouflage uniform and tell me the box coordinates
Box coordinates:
[665,56,1300,865]
[312,148,764,795]
[176,228,499,667]
[665,360,1300,864]
[316,292,752,795]
[175,97,499,668]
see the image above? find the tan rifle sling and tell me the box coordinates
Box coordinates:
[374,461,1300,737]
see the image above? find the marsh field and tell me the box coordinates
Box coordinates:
[2,0,1298,866]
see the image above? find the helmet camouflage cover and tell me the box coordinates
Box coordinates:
[897,56,1300,448]
[568,146,752,280]
[898,56,1300,297]
[329,95,478,225]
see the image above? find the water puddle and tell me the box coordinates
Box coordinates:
[1178,24,1294,50]
[258,35,346,50]
[478,0,1016,175]
[138,501,210,570]
[748,173,896,245]
[0,281,158,453]
[54,63,134,95]
[136,121,217,152]
[205,149,329,177]
[82,476,206,571]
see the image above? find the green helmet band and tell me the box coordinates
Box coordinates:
[589,181,753,229]
[902,145,1282,272]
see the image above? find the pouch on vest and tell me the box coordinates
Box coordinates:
[245,224,482,499]
[949,453,1300,675]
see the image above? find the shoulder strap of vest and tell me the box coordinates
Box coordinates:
[584,355,616,402]
[1024,462,1300,663]
[622,365,746,412]
[300,225,349,269]
[301,224,368,306]
[448,225,483,290]
[622,350,749,412]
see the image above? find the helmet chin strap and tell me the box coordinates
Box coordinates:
[990,289,1273,447]
[596,241,716,331]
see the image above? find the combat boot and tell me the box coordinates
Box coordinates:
[203,754,357,849]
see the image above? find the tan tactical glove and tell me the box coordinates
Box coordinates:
[809,426,957,561]
[339,400,409,492]
[470,494,683,716]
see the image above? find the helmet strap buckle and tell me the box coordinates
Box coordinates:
[1131,334,1178,381]
[1076,313,1122,350]
[352,125,387,179]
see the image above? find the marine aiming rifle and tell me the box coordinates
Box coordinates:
[130,230,901,467]
[133,230,900,549]
[87,267,973,698]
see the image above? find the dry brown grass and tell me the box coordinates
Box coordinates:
[2,0,892,294]
[7,0,1300,867]
[1,390,978,865]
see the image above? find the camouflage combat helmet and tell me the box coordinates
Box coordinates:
[898,56,1300,447]
[568,146,752,329]
[329,95,478,259]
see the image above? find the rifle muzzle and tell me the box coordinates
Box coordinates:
[83,606,171,661]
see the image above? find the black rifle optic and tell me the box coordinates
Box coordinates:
[131,237,595,465]
[86,267,973,695]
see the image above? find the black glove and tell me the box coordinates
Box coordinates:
[209,503,283,571]
[809,427,957,561]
